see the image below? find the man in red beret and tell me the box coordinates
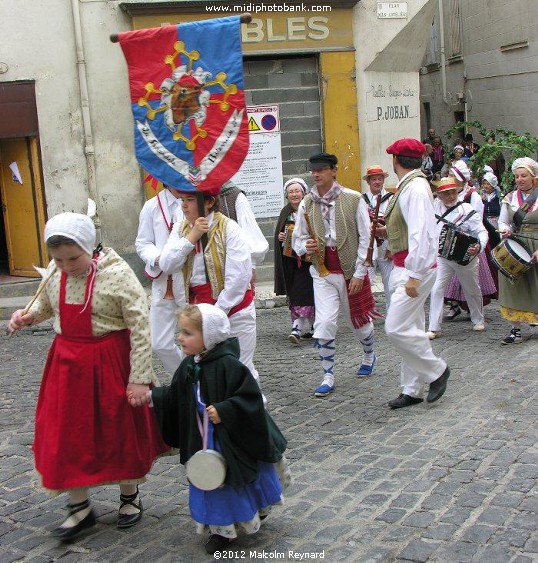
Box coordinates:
[379,138,450,408]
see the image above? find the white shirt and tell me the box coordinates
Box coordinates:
[499,189,538,232]
[392,170,439,280]
[159,212,252,314]
[291,185,370,279]
[363,188,393,257]
[233,192,269,267]
[458,186,484,216]
[434,199,488,252]
[135,190,185,277]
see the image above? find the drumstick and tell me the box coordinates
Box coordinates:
[495,230,538,241]
[6,267,56,337]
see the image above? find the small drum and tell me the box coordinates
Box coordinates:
[491,238,533,282]
[438,225,480,265]
[186,449,227,491]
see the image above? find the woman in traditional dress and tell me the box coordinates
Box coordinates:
[7,213,168,541]
[497,157,538,344]
[274,178,315,343]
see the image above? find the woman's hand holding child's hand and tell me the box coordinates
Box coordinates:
[206,405,221,424]
[127,383,150,407]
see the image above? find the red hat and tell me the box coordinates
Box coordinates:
[168,186,221,196]
[363,165,389,180]
[386,138,426,158]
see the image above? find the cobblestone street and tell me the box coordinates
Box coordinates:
[1,299,537,562]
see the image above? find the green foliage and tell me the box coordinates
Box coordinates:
[445,121,538,193]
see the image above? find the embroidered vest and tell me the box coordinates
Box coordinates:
[181,212,228,300]
[385,170,429,254]
[303,191,361,280]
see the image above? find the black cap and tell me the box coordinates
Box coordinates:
[308,152,338,169]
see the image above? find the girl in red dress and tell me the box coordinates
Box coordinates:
[8,212,168,541]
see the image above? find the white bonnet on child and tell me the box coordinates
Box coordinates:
[44,212,96,256]
[196,303,231,352]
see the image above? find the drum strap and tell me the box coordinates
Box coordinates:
[513,189,538,231]
[194,382,209,450]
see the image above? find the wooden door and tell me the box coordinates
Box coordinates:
[0,138,47,276]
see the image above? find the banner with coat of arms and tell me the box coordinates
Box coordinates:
[118,16,249,193]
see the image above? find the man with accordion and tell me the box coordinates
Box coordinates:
[427,177,489,339]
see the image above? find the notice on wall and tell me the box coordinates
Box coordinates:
[377,2,408,19]
[230,105,284,219]
[365,79,419,122]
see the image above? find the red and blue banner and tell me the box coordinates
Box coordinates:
[118,17,249,193]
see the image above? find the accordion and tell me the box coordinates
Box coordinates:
[438,225,479,265]
[283,224,311,262]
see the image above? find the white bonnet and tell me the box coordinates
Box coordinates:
[454,144,464,152]
[482,165,494,174]
[196,303,231,352]
[44,212,96,256]
[482,172,498,189]
[450,160,471,182]
[511,157,538,177]
[284,177,308,196]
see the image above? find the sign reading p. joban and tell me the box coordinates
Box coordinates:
[365,77,418,122]
[231,105,284,219]
[118,17,249,193]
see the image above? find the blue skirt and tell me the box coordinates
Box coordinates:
[189,386,282,527]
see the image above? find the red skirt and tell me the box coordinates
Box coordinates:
[33,330,169,490]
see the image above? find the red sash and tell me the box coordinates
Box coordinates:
[189,282,253,317]
[324,247,380,328]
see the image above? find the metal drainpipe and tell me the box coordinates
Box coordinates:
[71,0,102,240]
[438,0,449,105]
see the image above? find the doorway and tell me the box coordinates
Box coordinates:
[0,137,47,277]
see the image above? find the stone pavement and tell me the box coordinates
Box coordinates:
[0,296,537,562]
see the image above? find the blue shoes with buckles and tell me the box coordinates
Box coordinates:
[357,355,376,377]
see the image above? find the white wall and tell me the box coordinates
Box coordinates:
[353,0,436,187]
[0,0,143,253]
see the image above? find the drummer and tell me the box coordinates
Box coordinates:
[427,177,489,339]
[497,157,538,344]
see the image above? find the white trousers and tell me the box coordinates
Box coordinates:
[368,257,394,310]
[385,266,447,398]
[150,296,184,375]
[428,256,483,332]
[229,301,260,384]
[312,271,373,341]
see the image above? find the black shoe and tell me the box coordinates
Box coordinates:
[446,304,461,320]
[117,488,143,529]
[388,394,423,409]
[301,332,313,339]
[51,500,96,541]
[427,366,451,403]
[205,534,234,554]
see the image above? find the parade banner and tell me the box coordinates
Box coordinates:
[118,17,249,192]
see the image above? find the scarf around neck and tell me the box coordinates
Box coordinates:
[309,182,344,220]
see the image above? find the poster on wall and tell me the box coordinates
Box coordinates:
[230,105,284,219]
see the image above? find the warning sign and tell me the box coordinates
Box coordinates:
[230,105,284,219]
[245,105,280,134]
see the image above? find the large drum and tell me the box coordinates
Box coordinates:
[491,238,533,282]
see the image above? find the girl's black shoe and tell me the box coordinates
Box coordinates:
[117,487,143,529]
[205,534,234,554]
[51,500,96,541]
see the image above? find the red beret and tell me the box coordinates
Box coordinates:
[386,138,425,158]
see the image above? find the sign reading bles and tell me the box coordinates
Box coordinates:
[377,2,408,19]
[366,82,418,122]
[231,105,284,219]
